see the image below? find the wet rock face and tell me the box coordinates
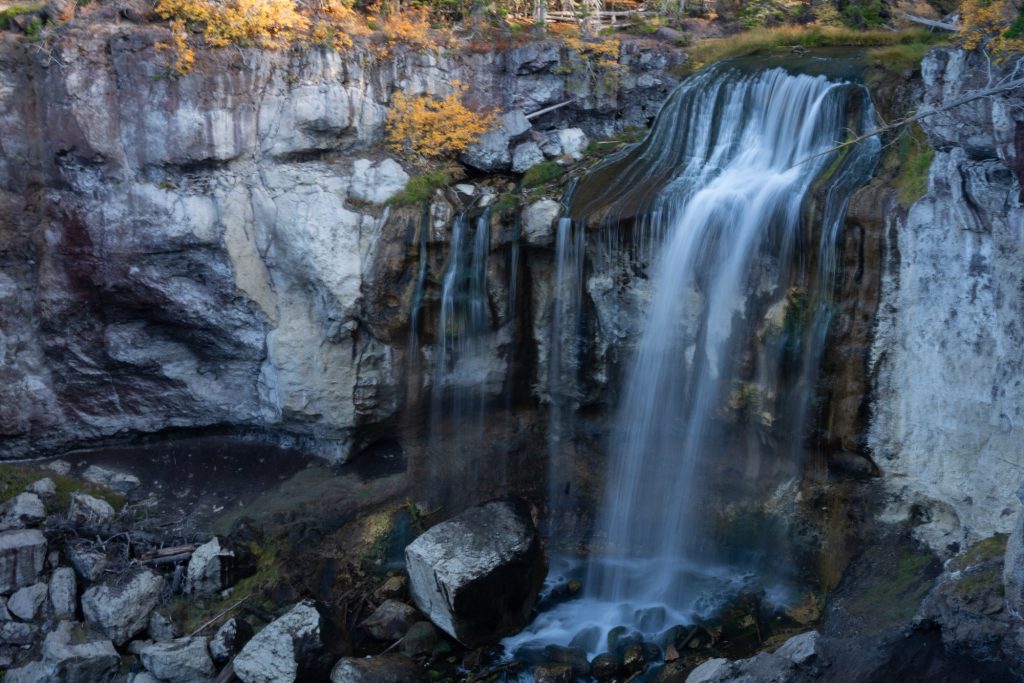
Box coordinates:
[404,498,546,647]
[0,25,681,461]
[870,48,1024,552]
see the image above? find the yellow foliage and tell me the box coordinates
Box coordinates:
[311,0,370,50]
[156,0,309,49]
[377,5,449,52]
[959,0,1024,53]
[386,83,496,163]
[156,18,196,75]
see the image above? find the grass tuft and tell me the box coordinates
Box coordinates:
[386,167,457,206]
[521,160,564,188]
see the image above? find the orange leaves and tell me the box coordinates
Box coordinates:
[386,84,497,164]
[959,0,1024,54]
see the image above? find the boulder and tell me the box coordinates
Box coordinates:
[185,537,234,596]
[82,465,141,494]
[210,617,254,665]
[540,133,563,158]
[523,200,561,246]
[82,568,164,645]
[26,478,57,498]
[330,654,425,683]
[775,630,820,666]
[360,599,419,641]
[0,529,47,593]
[49,568,77,619]
[462,110,532,173]
[399,621,443,657]
[590,653,621,681]
[0,493,46,530]
[140,636,216,683]
[404,498,546,646]
[349,158,410,204]
[44,460,71,476]
[8,582,47,621]
[372,576,408,602]
[685,658,734,683]
[44,621,120,681]
[233,601,335,683]
[512,142,545,174]
[68,493,116,526]
[0,621,37,645]
[556,128,589,160]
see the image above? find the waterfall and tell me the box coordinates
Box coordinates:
[506,57,880,657]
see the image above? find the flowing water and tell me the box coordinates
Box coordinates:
[506,56,880,659]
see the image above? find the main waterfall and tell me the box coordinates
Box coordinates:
[508,57,880,658]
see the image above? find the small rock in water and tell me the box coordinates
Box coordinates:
[68,493,116,527]
[8,582,47,620]
[360,599,419,641]
[532,663,574,683]
[209,617,254,665]
[543,645,590,678]
[590,653,621,681]
[330,653,425,683]
[622,643,645,674]
[665,644,680,661]
[140,636,216,683]
[82,465,141,493]
[0,493,46,531]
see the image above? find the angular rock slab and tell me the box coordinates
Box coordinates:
[0,529,46,594]
[82,568,164,645]
[4,621,121,682]
[404,498,546,646]
[233,601,336,683]
[140,636,215,683]
[331,654,424,683]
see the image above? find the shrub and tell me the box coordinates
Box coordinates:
[385,83,496,163]
[959,0,1024,53]
[387,167,457,205]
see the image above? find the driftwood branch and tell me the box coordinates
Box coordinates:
[902,13,959,31]
[795,76,1024,167]
[526,99,578,119]
[188,594,252,637]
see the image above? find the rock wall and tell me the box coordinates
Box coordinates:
[0,24,681,459]
[870,48,1024,551]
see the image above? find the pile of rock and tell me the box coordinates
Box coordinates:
[461,108,589,176]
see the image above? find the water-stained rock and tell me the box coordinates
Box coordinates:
[0,529,46,594]
[82,568,164,646]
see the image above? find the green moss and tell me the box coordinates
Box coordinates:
[847,546,935,622]
[492,192,519,213]
[892,123,935,206]
[952,534,1008,572]
[387,167,456,207]
[0,4,43,29]
[866,42,935,71]
[521,160,563,188]
[0,464,124,513]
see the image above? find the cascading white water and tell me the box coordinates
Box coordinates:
[506,58,879,659]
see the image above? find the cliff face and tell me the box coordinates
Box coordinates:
[870,48,1024,551]
[0,24,681,459]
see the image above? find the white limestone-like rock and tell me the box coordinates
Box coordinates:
[233,601,328,683]
[523,199,562,246]
[209,617,254,665]
[82,465,141,493]
[185,537,234,596]
[556,128,588,160]
[0,493,46,531]
[49,567,77,619]
[511,142,545,174]
[404,499,545,646]
[68,493,116,527]
[0,529,46,594]
[26,478,56,498]
[140,636,216,683]
[348,158,410,204]
[42,621,120,681]
[8,582,47,621]
[82,569,164,645]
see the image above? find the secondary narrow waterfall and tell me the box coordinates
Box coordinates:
[507,57,880,657]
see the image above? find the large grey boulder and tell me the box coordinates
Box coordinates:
[0,529,46,594]
[8,582,47,621]
[404,498,546,646]
[185,537,234,596]
[0,493,46,530]
[233,601,335,683]
[7,621,122,682]
[330,654,424,683]
[140,636,216,683]
[511,142,545,174]
[349,158,410,204]
[27,478,56,498]
[0,620,37,645]
[68,493,116,527]
[82,568,164,645]
[523,200,561,246]
[462,110,532,173]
